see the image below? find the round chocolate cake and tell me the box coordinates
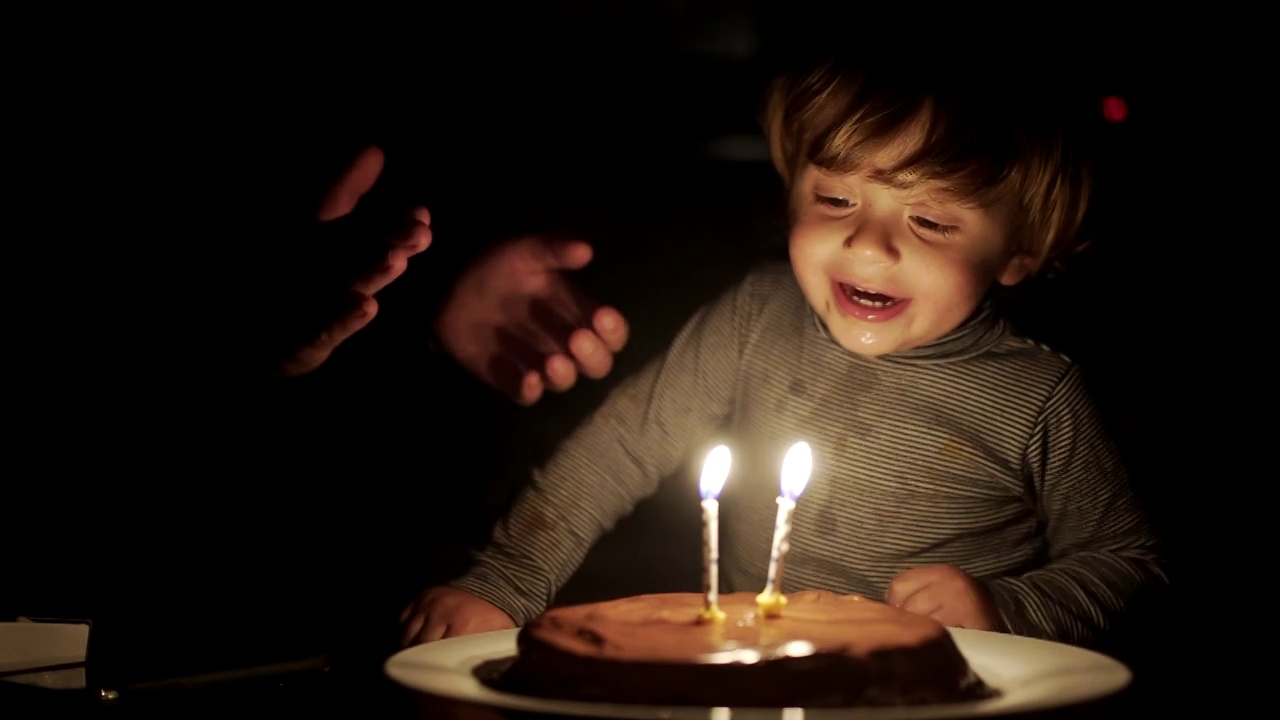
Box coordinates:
[501,590,996,708]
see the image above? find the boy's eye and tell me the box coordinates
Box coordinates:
[909,215,957,238]
[814,194,854,209]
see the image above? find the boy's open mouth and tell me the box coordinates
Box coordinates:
[838,282,903,309]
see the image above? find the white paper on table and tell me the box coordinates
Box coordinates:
[0,619,91,690]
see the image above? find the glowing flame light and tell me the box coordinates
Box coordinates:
[1102,95,1128,123]
[780,442,812,500]
[699,445,732,500]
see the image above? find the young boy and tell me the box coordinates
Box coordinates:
[400,53,1167,649]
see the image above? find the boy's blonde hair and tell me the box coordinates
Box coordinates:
[762,52,1093,276]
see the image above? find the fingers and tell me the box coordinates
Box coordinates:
[422,618,449,644]
[408,608,505,645]
[887,564,983,624]
[400,591,434,647]
[532,237,593,271]
[528,303,626,385]
[900,590,943,618]
[496,323,623,404]
[517,302,586,393]
[592,306,629,353]
[403,207,433,255]
[886,569,942,620]
[398,589,516,646]
[567,329,613,380]
[528,299,582,355]
[274,295,377,378]
[543,353,579,392]
[515,370,546,407]
[400,590,450,647]
[884,566,936,608]
[351,245,410,296]
[400,613,425,648]
[318,145,385,221]
[402,615,449,647]
[350,209,432,295]
[486,329,547,406]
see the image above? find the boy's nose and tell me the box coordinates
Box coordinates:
[842,222,900,265]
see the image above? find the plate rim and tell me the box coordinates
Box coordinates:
[384,627,1133,720]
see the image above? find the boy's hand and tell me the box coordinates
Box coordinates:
[885,564,1000,631]
[399,586,516,647]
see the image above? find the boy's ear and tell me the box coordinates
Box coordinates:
[996,252,1037,287]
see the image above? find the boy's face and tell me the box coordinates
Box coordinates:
[788,143,1032,357]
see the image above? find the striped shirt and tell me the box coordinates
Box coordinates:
[452,262,1166,647]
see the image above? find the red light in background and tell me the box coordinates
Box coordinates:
[1102,95,1128,123]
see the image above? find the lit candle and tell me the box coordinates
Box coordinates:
[698,445,732,623]
[756,441,813,618]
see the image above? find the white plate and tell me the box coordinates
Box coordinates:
[384,628,1131,719]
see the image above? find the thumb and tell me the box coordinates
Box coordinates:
[317,145,385,221]
[525,236,593,271]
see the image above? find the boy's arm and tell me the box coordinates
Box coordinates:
[449,272,766,624]
[986,364,1168,647]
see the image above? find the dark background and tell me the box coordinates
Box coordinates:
[8,3,1208,716]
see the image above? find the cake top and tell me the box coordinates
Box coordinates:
[522,590,949,664]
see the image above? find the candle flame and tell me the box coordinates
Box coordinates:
[699,445,731,499]
[780,441,812,500]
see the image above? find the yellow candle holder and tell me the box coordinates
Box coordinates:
[755,590,788,618]
[698,604,727,623]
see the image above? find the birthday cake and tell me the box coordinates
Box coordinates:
[500,590,996,708]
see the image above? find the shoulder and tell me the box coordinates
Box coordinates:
[665,262,805,351]
[731,261,804,314]
[719,262,810,341]
[731,261,799,299]
[958,328,1087,421]
[986,332,1074,381]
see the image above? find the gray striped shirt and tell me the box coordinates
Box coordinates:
[452,262,1166,646]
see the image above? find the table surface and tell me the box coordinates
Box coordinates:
[3,663,1170,720]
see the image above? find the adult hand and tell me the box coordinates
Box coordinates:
[435,236,629,405]
[271,145,432,377]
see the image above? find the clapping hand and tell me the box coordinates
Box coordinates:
[271,145,431,377]
[434,235,629,405]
